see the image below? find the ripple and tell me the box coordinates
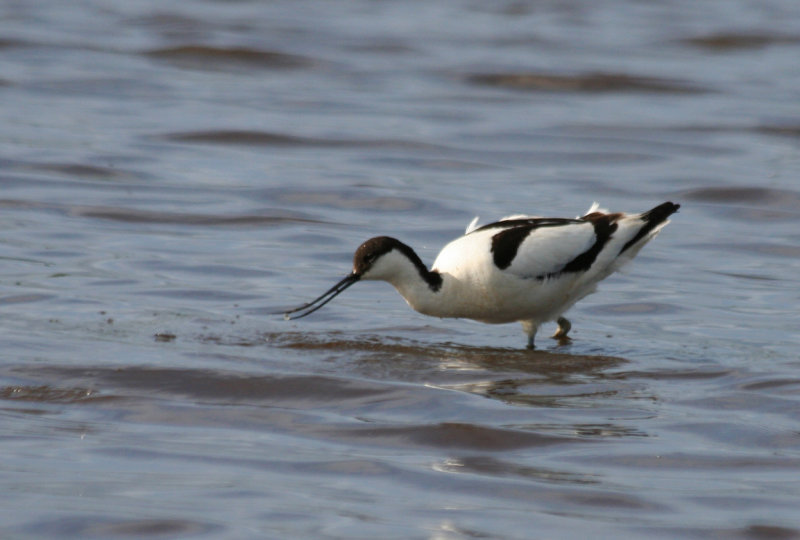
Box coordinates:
[681,186,800,204]
[0,198,324,227]
[0,293,56,305]
[32,163,128,180]
[755,124,800,138]
[738,378,800,393]
[24,77,168,99]
[709,270,781,282]
[272,189,425,211]
[644,523,800,539]
[680,186,800,220]
[134,259,273,278]
[136,289,255,302]
[126,12,214,41]
[435,455,599,484]
[13,365,398,406]
[328,421,583,451]
[616,368,733,381]
[585,302,682,316]
[0,38,29,49]
[158,129,447,151]
[154,332,177,343]
[681,32,800,50]
[689,241,800,259]
[0,384,111,405]
[71,205,325,226]
[144,45,316,71]
[734,243,800,258]
[672,123,800,139]
[668,421,800,450]
[466,71,708,94]
[571,452,800,470]
[27,517,219,538]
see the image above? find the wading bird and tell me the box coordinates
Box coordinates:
[284,202,679,348]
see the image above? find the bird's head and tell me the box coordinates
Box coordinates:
[283,236,406,320]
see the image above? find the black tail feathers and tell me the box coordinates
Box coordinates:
[641,201,680,224]
[620,201,679,254]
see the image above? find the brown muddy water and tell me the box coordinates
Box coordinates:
[2,1,800,538]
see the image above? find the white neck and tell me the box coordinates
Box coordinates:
[361,249,444,316]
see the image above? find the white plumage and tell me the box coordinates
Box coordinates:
[284,201,679,348]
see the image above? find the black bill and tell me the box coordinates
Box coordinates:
[283,273,360,320]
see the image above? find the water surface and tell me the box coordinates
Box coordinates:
[2,1,800,538]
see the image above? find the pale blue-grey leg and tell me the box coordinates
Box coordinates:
[521,320,538,349]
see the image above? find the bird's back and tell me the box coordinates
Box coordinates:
[429,202,679,324]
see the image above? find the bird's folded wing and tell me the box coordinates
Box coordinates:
[494,221,599,280]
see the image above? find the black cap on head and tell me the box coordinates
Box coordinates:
[352,236,404,275]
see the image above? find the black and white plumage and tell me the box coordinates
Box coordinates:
[284,201,679,348]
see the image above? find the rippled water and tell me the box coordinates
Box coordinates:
[2,1,800,538]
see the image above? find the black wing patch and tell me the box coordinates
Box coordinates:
[559,213,618,275]
[485,202,678,277]
[489,215,620,277]
[491,226,534,270]
[488,219,582,271]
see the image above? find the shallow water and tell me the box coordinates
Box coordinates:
[2,1,800,538]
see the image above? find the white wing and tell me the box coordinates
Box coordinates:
[501,221,598,279]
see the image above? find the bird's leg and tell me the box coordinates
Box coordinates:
[552,316,572,340]
[521,320,538,350]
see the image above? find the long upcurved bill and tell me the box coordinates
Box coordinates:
[283,273,360,320]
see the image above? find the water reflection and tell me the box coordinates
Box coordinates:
[433,455,601,485]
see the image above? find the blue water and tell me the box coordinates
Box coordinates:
[2,1,800,538]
